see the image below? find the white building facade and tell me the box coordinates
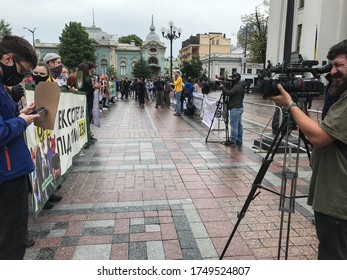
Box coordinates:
[266,0,347,66]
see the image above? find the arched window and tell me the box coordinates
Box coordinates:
[132,61,136,71]
[120,61,126,76]
[101,59,108,75]
[148,57,158,65]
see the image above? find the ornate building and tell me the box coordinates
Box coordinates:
[34,17,167,79]
[141,16,166,77]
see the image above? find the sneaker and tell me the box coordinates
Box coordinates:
[49,194,62,203]
[43,201,54,210]
[25,232,35,248]
[173,112,181,116]
[90,135,97,141]
[230,142,237,147]
[236,141,243,145]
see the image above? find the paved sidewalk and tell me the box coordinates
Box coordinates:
[26,95,318,260]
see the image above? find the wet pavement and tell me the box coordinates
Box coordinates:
[25,91,319,260]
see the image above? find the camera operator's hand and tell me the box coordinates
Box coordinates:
[270,84,293,108]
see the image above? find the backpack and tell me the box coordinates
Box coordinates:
[184,102,196,116]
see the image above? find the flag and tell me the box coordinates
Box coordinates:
[313,25,318,60]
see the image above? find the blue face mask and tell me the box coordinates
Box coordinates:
[0,61,25,86]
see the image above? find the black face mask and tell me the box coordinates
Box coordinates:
[0,61,25,86]
[32,74,49,85]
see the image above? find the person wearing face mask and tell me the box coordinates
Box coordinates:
[0,35,41,260]
[30,61,63,210]
[56,66,69,88]
[30,61,55,86]
[43,52,63,79]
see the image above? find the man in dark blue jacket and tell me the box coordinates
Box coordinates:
[0,35,39,259]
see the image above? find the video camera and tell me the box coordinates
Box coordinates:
[261,60,331,98]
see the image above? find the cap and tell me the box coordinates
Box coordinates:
[233,73,241,81]
[43,53,60,63]
[87,62,97,69]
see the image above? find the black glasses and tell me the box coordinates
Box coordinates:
[12,55,31,76]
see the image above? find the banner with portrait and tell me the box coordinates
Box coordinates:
[25,88,88,218]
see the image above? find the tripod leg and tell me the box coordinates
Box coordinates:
[205,94,223,143]
[219,183,261,259]
[220,115,291,259]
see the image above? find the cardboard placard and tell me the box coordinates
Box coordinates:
[33,82,61,130]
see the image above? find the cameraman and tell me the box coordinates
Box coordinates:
[219,73,246,146]
[271,39,347,260]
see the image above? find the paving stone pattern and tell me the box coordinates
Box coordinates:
[26,95,318,260]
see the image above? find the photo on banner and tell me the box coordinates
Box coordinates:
[25,84,88,218]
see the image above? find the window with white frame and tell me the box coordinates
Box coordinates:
[120,61,126,76]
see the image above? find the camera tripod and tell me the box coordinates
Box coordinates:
[220,104,311,260]
[205,93,232,145]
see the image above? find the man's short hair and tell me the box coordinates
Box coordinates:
[0,35,37,68]
[327,39,347,61]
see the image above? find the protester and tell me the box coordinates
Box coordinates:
[0,35,40,259]
[171,70,183,116]
[43,53,62,79]
[78,63,100,141]
[30,61,63,210]
[154,76,165,108]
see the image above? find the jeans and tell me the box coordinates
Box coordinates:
[175,91,182,113]
[229,107,244,144]
[314,211,347,260]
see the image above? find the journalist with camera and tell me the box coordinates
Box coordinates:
[219,73,246,147]
[271,39,347,260]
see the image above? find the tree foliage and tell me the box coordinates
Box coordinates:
[0,19,12,36]
[118,34,143,47]
[132,58,151,79]
[107,65,117,77]
[181,57,203,80]
[238,4,269,67]
[58,22,96,69]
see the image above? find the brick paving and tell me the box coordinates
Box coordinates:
[25,94,318,260]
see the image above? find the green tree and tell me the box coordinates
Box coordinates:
[58,22,96,69]
[132,58,150,79]
[0,19,12,36]
[238,4,269,67]
[118,34,143,47]
[181,57,203,80]
[107,65,117,77]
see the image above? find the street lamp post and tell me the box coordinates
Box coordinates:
[23,27,36,48]
[161,21,182,82]
[243,24,249,74]
[208,36,218,82]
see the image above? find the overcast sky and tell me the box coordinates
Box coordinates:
[4,0,264,57]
